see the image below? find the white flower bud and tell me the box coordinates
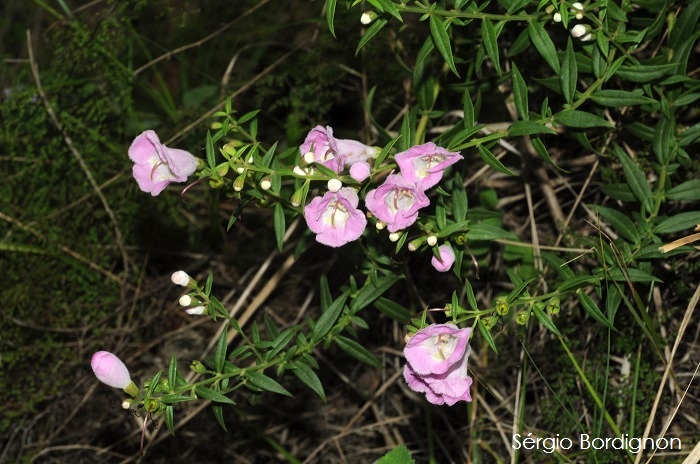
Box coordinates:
[360,12,373,25]
[171,270,191,287]
[571,24,588,38]
[553,12,562,22]
[303,151,316,164]
[236,166,245,174]
[185,306,206,315]
[408,242,417,251]
[389,232,400,242]
[327,178,342,192]
[375,221,386,230]
[179,295,192,306]
[260,177,272,190]
[581,32,593,41]
[122,399,132,410]
[427,235,438,247]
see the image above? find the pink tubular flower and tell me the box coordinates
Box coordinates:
[304,187,367,247]
[431,244,456,272]
[128,130,198,196]
[300,126,378,174]
[299,126,344,173]
[395,142,463,191]
[365,173,430,232]
[91,351,132,389]
[403,324,473,406]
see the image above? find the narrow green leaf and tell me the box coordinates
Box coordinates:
[334,335,382,367]
[481,18,501,75]
[589,204,640,244]
[531,137,564,171]
[429,15,459,76]
[212,405,228,431]
[311,292,349,342]
[451,172,468,222]
[273,203,285,252]
[195,386,235,404]
[590,89,657,107]
[655,211,700,234]
[165,405,175,435]
[168,353,178,388]
[556,275,601,293]
[532,304,561,336]
[350,276,399,312]
[247,371,292,396]
[508,120,556,136]
[374,0,402,21]
[467,223,518,241]
[614,145,653,212]
[613,63,678,83]
[554,110,614,128]
[560,37,577,104]
[578,291,614,329]
[160,394,193,404]
[666,180,700,201]
[477,145,517,176]
[511,63,528,120]
[477,319,498,354]
[464,279,477,310]
[374,297,412,322]
[527,21,560,74]
[606,267,662,283]
[325,0,337,37]
[206,131,216,168]
[215,325,228,373]
[356,18,388,55]
[292,362,326,402]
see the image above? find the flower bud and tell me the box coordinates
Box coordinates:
[91,351,132,389]
[303,151,316,164]
[171,270,191,287]
[190,360,207,374]
[186,306,206,315]
[327,178,342,192]
[375,221,386,230]
[571,2,584,19]
[360,11,377,25]
[515,311,530,325]
[408,236,427,252]
[546,297,561,316]
[236,166,245,174]
[121,399,133,410]
[233,174,246,192]
[290,185,305,207]
[553,12,562,22]
[260,176,272,191]
[481,315,499,330]
[389,232,400,242]
[495,296,509,316]
[427,235,438,247]
[179,295,192,306]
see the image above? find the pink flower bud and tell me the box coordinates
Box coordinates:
[171,270,191,287]
[91,351,132,389]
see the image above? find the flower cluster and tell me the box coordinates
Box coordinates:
[300,127,462,261]
[403,324,473,405]
[550,2,593,42]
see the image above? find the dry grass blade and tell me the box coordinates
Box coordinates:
[637,282,700,464]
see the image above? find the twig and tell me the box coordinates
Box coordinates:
[133,0,272,76]
[26,29,130,284]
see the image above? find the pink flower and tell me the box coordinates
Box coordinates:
[365,173,430,232]
[395,142,462,191]
[299,126,344,173]
[431,244,455,272]
[300,126,378,174]
[91,351,132,389]
[403,324,473,406]
[128,130,198,196]
[304,187,367,247]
